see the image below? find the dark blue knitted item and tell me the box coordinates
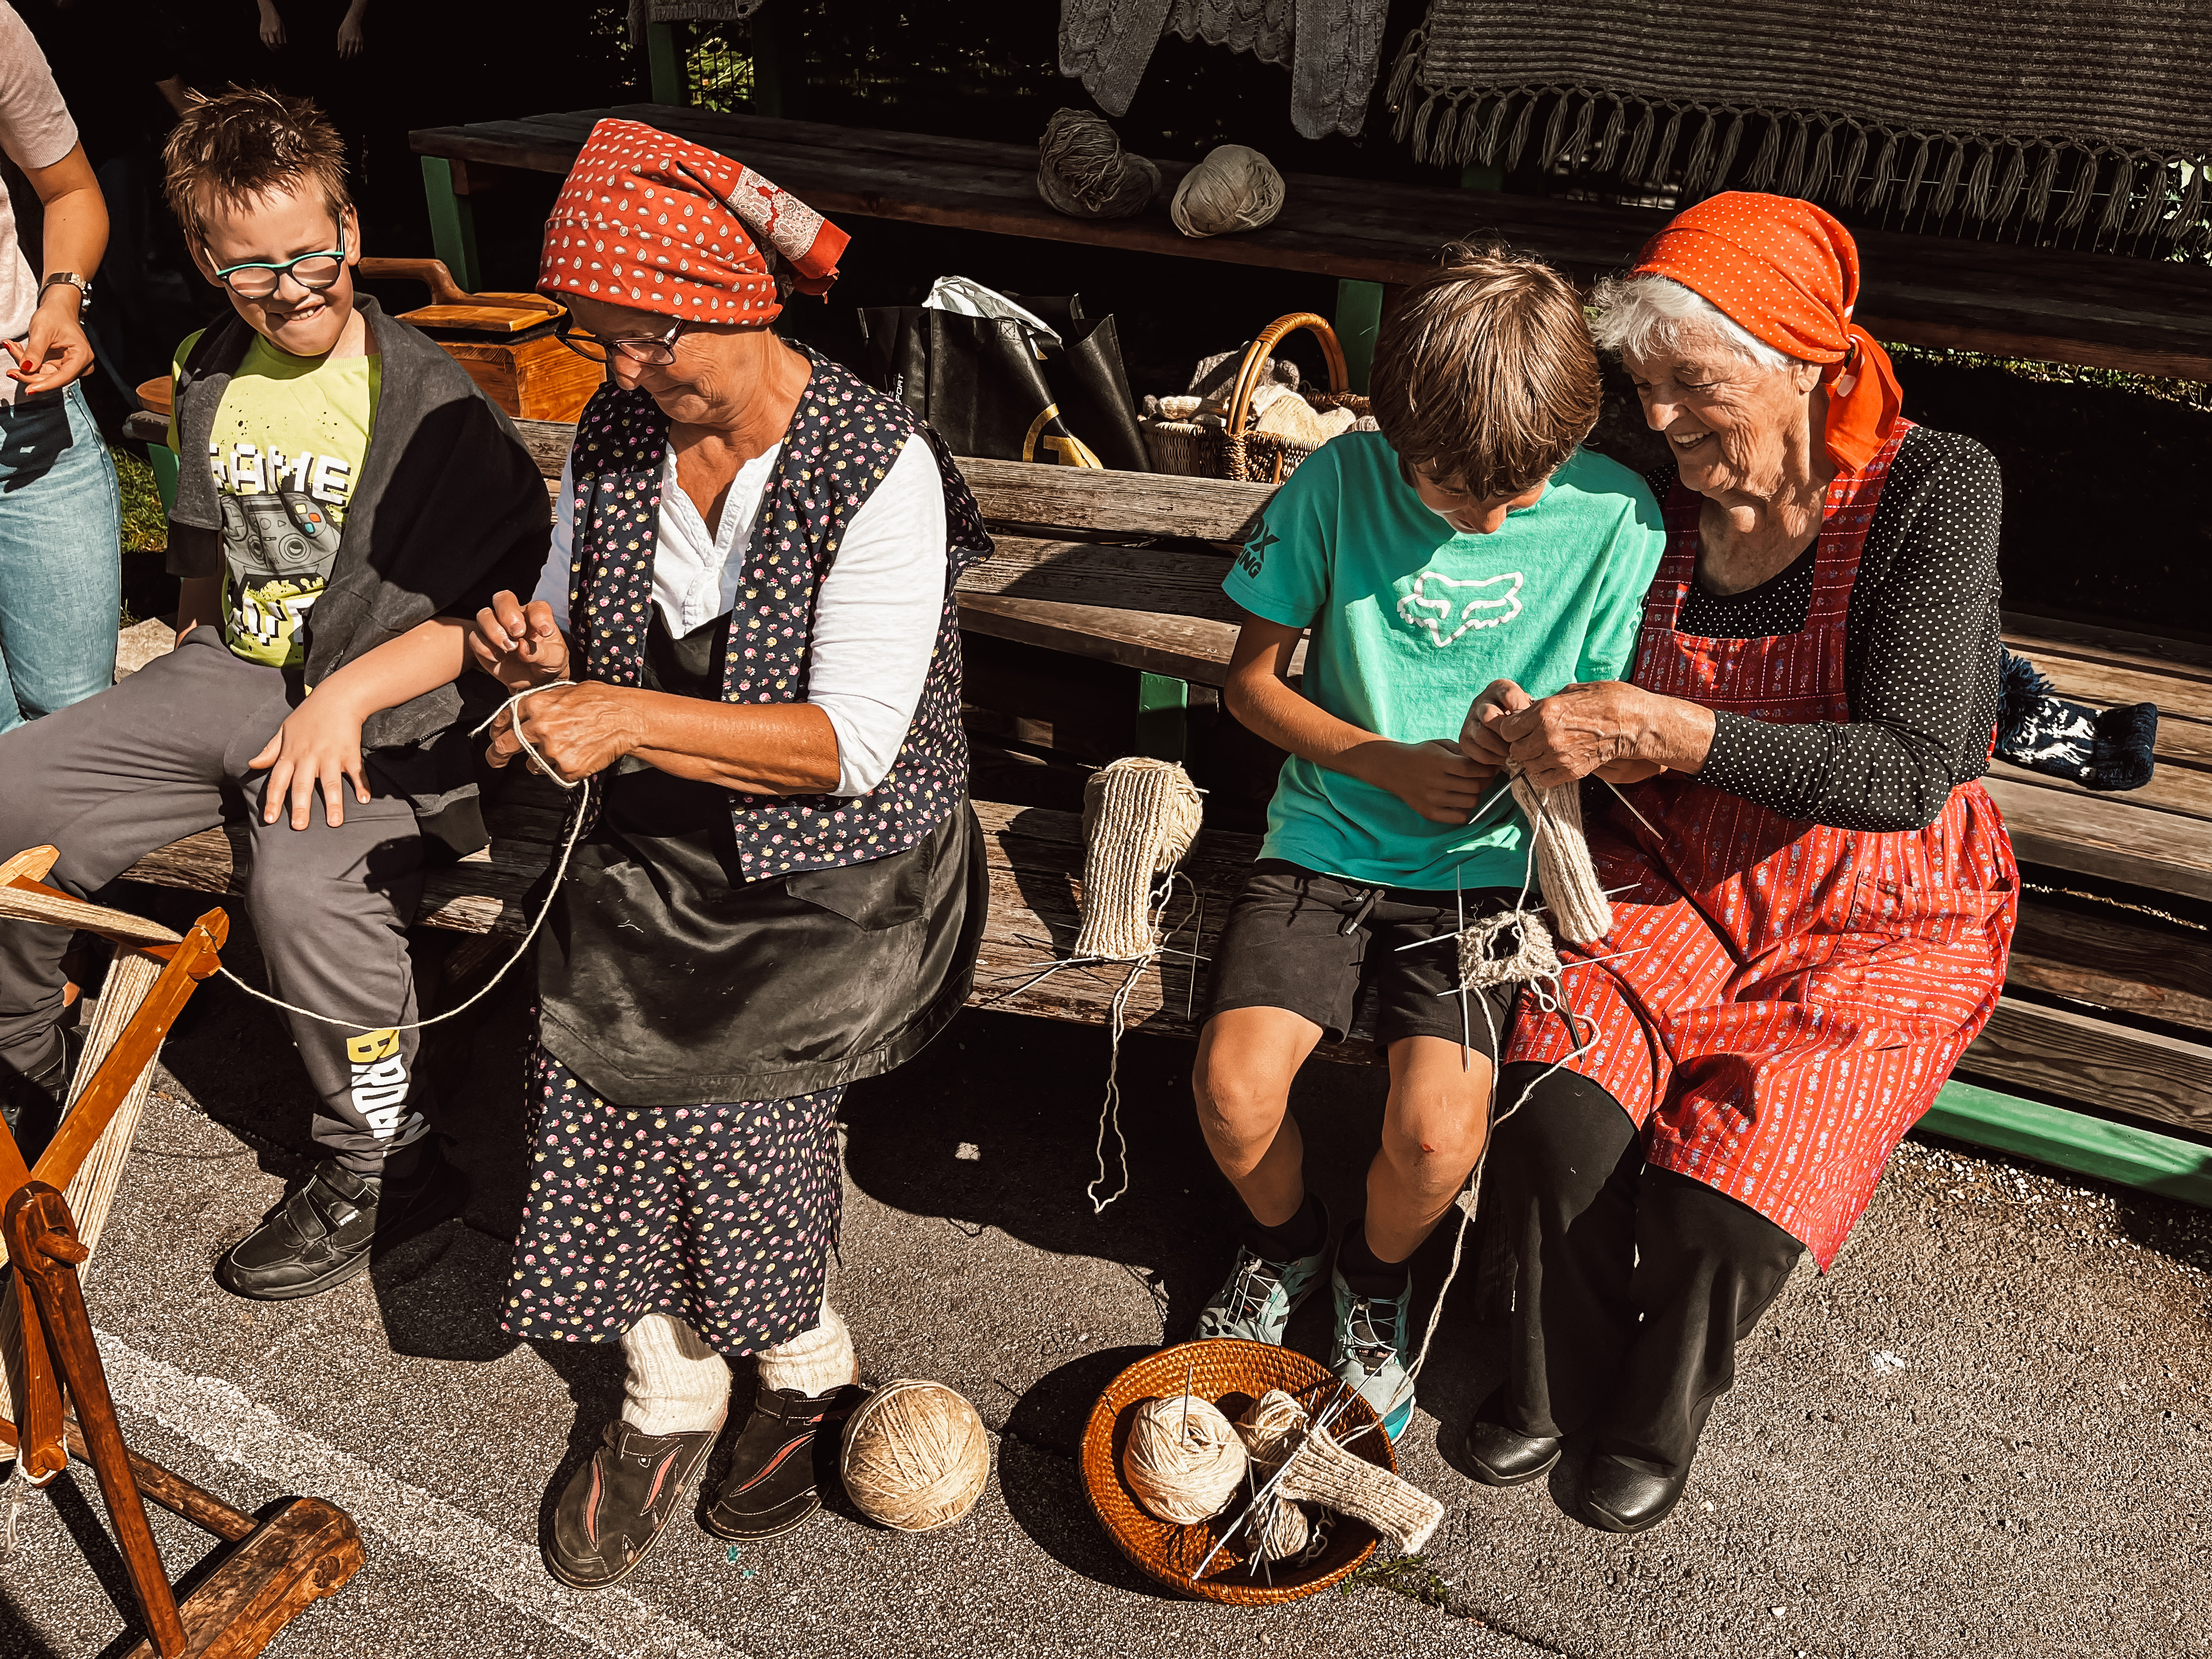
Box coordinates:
[1995,649,2159,793]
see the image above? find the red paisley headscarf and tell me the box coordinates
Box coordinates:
[1632,192,1904,473]
[538,118,848,324]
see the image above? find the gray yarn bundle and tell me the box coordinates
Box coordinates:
[1037,108,1161,220]
[1170,144,1286,237]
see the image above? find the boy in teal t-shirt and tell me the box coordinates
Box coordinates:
[1191,249,1666,1443]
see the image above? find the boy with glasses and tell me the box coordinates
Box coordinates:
[0,89,549,1299]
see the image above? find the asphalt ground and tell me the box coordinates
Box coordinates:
[2,891,2208,1658]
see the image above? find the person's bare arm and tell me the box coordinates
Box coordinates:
[1223,609,1496,826]
[174,575,222,642]
[481,682,839,794]
[1493,681,1717,791]
[246,617,473,828]
[12,141,105,395]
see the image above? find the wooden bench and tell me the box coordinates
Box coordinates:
[107,416,2212,1200]
[408,105,2212,384]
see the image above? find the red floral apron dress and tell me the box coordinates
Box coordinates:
[1506,425,2017,1268]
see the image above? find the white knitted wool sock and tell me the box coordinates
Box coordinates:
[622,1313,732,1437]
[755,1301,856,1397]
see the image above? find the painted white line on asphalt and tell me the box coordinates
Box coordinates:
[93,1331,747,1659]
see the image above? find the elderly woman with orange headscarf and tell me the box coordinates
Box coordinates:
[1456,193,2016,1533]
[466,120,991,1585]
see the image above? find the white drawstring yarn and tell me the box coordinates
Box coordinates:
[213,680,590,1032]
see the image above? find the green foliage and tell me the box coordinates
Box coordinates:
[1882,341,2212,414]
[112,447,165,555]
[1341,1550,1453,1610]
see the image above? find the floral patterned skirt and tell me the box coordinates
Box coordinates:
[499,1043,844,1358]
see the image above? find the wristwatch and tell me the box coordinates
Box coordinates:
[38,272,90,311]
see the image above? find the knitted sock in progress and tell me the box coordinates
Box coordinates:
[622,1312,732,1436]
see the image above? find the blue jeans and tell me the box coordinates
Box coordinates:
[0,381,120,730]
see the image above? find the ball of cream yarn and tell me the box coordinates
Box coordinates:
[1170,145,1285,239]
[1121,1395,1248,1525]
[840,1380,991,1532]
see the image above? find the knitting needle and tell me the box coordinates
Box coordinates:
[1192,1383,1351,1579]
[1180,1360,1195,1448]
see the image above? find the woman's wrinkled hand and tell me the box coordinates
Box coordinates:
[470,591,570,692]
[483,681,639,783]
[1459,678,1530,776]
[1595,757,1668,786]
[247,692,370,830]
[1354,738,1498,825]
[1496,681,1664,789]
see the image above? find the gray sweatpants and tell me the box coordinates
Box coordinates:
[0,625,432,1172]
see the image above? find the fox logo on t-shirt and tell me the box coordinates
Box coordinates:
[1396,569,1525,646]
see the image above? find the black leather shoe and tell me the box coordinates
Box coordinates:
[702,1380,864,1541]
[547,1417,723,1590]
[1462,1398,1564,1488]
[1577,1451,1691,1533]
[216,1149,467,1301]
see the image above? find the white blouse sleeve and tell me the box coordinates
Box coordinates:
[533,457,576,634]
[807,436,948,797]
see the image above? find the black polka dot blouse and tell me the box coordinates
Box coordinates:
[1659,427,2004,833]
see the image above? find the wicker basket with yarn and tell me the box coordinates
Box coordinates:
[1141,313,1370,484]
[1080,1339,1394,1604]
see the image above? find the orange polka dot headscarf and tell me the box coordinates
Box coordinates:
[1633,191,1904,473]
[538,118,849,324]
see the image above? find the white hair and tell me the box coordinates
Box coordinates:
[1587,274,1798,372]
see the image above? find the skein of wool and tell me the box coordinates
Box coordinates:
[1037,108,1161,220]
[1074,757,1205,962]
[1170,145,1286,238]
[1121,1395,1248,1525]
[839,1380,991,1532]
[1508,772,1613,945]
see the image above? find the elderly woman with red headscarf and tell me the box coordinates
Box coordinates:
[1455,193,2016,1533]
[466,121,990,1585]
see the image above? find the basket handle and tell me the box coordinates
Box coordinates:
[1225,312,1350,437]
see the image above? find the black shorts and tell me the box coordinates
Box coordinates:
[1207,860,1521,1053]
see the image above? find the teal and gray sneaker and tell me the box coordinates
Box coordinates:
[1194,1212,1330,1346]
[1328,1266,1417,1443]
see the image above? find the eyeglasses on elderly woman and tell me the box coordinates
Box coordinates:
[553,314,689,366]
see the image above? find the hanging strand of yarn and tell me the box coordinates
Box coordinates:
[1036,108,1160,220]
[1062,758,1205,1213]
[213,680,592,1033]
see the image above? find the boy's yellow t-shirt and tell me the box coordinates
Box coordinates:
[169,331,382,668]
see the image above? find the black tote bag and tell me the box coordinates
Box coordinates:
[854,297,1151,472]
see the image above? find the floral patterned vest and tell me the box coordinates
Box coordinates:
[566,347,991,879]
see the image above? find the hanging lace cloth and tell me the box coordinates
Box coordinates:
[1059,0,1392,139]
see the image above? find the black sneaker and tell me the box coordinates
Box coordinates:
[215,1149,468,1301]
[546,1417,724,1590]
[702,1380,864,1541]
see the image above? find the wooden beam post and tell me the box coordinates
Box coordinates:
[418,157,479,294]
[646,20,687,106]
[748,3,805,120]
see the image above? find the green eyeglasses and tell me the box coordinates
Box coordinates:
[212,226,348,300]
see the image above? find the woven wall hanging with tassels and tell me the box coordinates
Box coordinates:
[1386,0,2211,256]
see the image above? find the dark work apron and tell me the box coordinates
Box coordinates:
[535,611,986,1108]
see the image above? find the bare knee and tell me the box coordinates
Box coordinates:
[1193,1053,1291,1152]
[1379,1093,1486,1186]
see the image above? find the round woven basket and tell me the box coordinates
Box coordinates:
[1079,1339,1393,1604]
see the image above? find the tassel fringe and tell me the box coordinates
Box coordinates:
[1386,64,2212,252]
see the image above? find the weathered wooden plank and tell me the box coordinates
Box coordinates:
[1988,755,2212,825]
[512,416,574,481]
[956,458,1273,543]
[1983,776,2212,901]
[960,537,1243,623]
[958,593,1247,686]
[2004,613,2212,678]
[410,106,2212,375]
[1957,996,2212,1137]
[2008,902,2212,1034]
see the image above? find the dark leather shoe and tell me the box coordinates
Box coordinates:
[702,1380,864,1541]
[1577,1451,1691,1533]
[547,1417,723,1590]
[216,1150,467,1301]
[1462,1406,1564,1488]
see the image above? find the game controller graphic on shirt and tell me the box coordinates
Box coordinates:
[1396,569,1525,646]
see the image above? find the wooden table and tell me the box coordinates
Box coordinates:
[409,104,2212,382]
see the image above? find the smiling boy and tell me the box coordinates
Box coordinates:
[0,90,548,1298]
[1190,244,1666,1440]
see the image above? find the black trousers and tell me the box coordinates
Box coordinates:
[1488,1064,1806,1478]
